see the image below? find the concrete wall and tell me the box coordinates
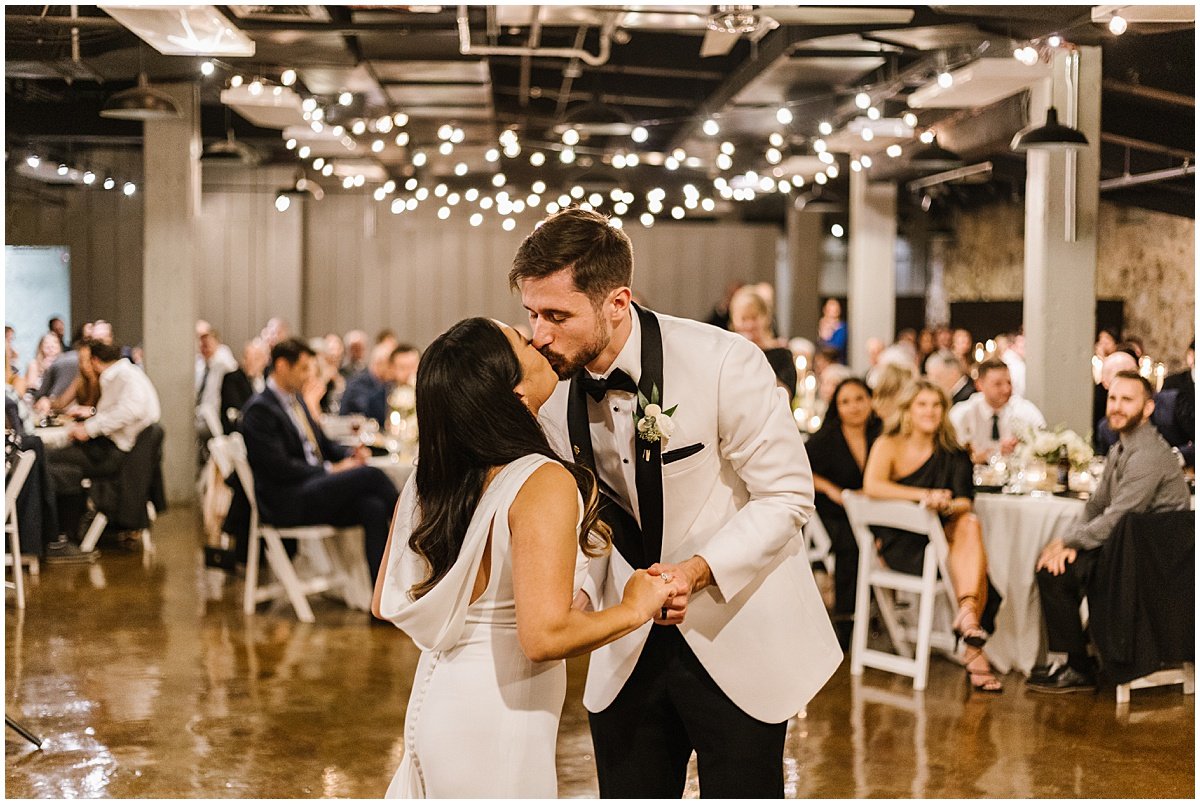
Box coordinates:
[942,200,1195,369]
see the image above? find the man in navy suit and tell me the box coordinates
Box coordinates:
[240,338,399,586]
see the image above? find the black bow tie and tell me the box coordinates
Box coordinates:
[578,368,638,402]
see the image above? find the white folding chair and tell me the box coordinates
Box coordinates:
[79,502,156,558]
[6,450,38,609]
[843,491,958,691]
[804,510,835,576]
[223,433,358,623]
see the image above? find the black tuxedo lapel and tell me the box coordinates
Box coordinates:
[568,369,646,568]
[633,303,664,567]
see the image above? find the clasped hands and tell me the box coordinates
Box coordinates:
[918,488,953,514]
[646,556,712,626]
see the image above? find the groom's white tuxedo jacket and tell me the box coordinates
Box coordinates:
[540,309,842,723]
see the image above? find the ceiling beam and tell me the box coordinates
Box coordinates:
[1101,132,1194,161]
[1102,79,1195,108]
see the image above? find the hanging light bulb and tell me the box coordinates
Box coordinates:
[560,148,576,164]
[230,75,243,88]
[561,128,580,146]
[339,91,353,106]
[855,92,871,109]
[776,107,793,125]
[412,151,427,167]
[937,71,954,89]
[818,121,833,136]
[769,132,784,148]
[902,112,918,128]
[455,162,468,176]
[395,132,410,147]
[703,118,720,136]
[103,177,116,190]
[867,106,881,121]
[393,112,409,127]
[201,61,215,77]
[631,126,648,143]
[83,170,96,185]
[1108,14,1128,35]
[280,68,296,86]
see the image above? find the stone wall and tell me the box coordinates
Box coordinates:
[943,201,1195,369]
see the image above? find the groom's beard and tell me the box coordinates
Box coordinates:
[541,322,610,380]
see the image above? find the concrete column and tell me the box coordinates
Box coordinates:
[143,82,201,504]
[784,204,824,342]
[847,170,897,373]
[925,234,951,328]
[1022,46,1101,434]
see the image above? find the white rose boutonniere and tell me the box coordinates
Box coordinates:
[633,386,678,447]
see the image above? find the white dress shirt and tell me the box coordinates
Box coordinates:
[949,391,1046,452]
[195,344,238,424]
[584,309,641,523]
[84,358,162,451]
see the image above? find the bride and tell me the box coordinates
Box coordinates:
[372,317,673,798]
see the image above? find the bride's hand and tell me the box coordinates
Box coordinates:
[621,570,674,622]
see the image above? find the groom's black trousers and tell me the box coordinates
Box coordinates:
[588,625,787,798]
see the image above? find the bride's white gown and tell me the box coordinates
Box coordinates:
[377,454,586,798]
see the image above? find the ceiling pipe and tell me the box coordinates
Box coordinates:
[1099,163,1195,191]
[456,4,619,67]
[907,161,993,191]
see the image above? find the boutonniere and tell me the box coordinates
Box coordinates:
[633,385,677,446]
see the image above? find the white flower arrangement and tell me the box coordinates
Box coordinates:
[1017,426,1093,470]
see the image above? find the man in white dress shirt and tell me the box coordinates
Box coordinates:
[45,339,162,542]
[196,326,238,440]
[950,358,1046,464]
[510,208,840,798]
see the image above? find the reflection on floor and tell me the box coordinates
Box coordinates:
[5,507,1194,797]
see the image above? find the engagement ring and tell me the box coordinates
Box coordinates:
[660,572,673,583]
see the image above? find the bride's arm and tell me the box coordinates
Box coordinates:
[510,463,670,662]
[371,494,408,620]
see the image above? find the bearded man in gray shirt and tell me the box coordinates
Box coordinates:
[1028,371,1191,693]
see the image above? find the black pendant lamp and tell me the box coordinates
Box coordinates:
[100,73,181,121]
[907,134,964,172]
[1010,106,1089,152]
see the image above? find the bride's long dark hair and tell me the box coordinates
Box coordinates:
[408,317,610,599]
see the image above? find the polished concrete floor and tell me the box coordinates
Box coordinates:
[5,506,1194,798]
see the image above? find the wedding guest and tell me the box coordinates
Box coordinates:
[260,317,291,348]
[48,316,67,348]
[864,336,886,387]
[1030,372,1191,693]
[705,281,744,331]
[512,207,839,797]
[36,339,101,421]
[389,343,420,388]
[863,379,1003,693]
[871,361,917,426]
[196,327,238,439]
[375,328,400,351]
[24,332,62,395]
[240,338,398,586]
[44,339,161,545]
[35,322,90,406]
[340,342,395,425]
[926,349,975,405]
[934,326,952,352]
[1161,339,1194,394]
[343,329,369,376]
[317,333,348,413]
[817,298,847,363]
[807,377,882,648]
[1094,328,1118,359]
[1121,335,1145,358]
[917,328,936,366]
[728,285,786,349]
[952,327,974,370]
[1093,351,1138,453]
[950,359,1046,464]
[1000,330,1027,398]
[220,339,269,434]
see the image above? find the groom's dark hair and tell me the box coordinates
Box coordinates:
[509,206,633,307]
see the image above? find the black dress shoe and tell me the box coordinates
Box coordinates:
[1028,662,1063,683]
[1026,665,1097,694]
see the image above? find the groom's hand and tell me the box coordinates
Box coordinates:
[647,556,712,625]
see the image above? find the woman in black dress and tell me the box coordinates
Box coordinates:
[863,379,1002,693]
[807,377,881,649]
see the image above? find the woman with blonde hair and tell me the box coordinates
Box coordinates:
[870,361,917,426]
[25,332,62,394]
[862,379,1003,693]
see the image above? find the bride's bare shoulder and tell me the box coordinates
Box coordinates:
[510,461,576,520]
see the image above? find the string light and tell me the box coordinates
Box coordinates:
[703,119,720,136]
[200,61,215,77]
[339,91,353,106]
[280,68,296,86]
[1108,14,1127,35]
[631,126,648,143]
[776,107,793,125]
[818,121,833,136]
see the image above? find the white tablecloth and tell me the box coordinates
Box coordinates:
[297,456,413,612]
[975,493,1086,675]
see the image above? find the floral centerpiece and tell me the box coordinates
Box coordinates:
[387,383,418,449]
[1015,426,1093,491]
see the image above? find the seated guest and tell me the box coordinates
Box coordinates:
[343,329,369,377]
[949,359,1046,464]
[864,380,1003,693]
[817,297,847,363]
[926,349,974,405]
[33,321,91,404]
[1092,351,1139,454]
[24,332,63,395]
[318,333,348,413]
[389,343,421,389]
[1029,372,1192,693]
[196,327,238,441]
[863,336,886,388]
[44,339,161,544]
[35,339,102,421]
[870,361,917,427]
[48,316,67,348]
[340,343,395,425]
[240,338,399,585]
[951,328,974,372]
[1161,340,1194,394]
[219,339,269,434]
[807,377,882,648]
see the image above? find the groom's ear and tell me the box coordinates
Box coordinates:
[608,287,632,318]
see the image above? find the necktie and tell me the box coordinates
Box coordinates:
[990,413,1000,441]
[290,397,323,462]
[577,368,638,402]
[196,366,210,406]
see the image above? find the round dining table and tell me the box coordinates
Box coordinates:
[974,492,1087,675]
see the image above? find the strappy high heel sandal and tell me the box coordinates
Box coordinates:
[963,646,1003,694]
[952,595,988,649]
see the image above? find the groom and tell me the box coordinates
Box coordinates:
[510,208,841,797]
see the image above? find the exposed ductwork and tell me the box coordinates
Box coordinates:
[456,4,620,67]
